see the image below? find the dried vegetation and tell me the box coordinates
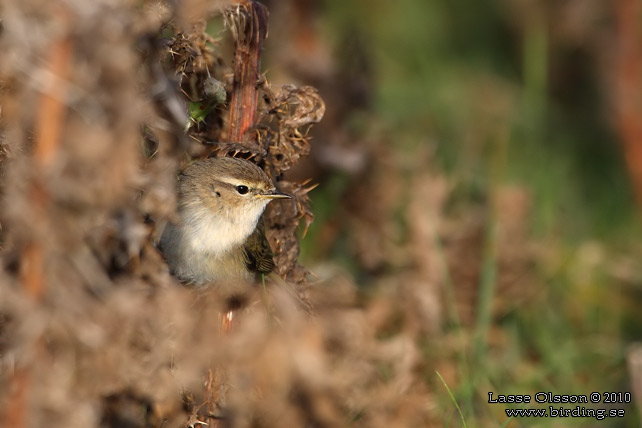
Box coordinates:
[0,1,458,427]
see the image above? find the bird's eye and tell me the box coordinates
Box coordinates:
[236,185,249,195]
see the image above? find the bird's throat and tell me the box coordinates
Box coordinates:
[181,204,264,256]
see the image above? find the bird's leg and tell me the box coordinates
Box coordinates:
[221,310,235,333]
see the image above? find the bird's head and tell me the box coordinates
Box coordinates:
[178,157,290,227]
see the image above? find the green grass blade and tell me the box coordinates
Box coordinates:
[436,370,467,428]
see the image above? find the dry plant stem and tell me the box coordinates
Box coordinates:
[614,0,642,207]
[20,10,72,299]
[227,0,268,143]
[32,18,73,168]
[6,7,73,428]
[206,4,268,423]
[223,0,268,326]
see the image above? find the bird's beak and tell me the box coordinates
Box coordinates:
[257,189,292,200]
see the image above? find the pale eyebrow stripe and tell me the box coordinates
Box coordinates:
[219,178,247,186]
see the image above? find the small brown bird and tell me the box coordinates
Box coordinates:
[159,157,290,287]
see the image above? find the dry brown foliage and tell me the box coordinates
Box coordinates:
[0,1,449,427]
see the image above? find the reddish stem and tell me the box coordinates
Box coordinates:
[227,0,268,143]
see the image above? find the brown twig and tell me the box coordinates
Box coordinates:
[226,0,269,143]
[32,23,73,168]
[19,6,72,301]
[204,5,269,425]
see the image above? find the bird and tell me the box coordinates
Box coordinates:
[159,157,290,289]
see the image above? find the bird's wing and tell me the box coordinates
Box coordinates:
[242,216,276,274]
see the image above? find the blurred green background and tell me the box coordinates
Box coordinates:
[262,0,642,426]
[326,0,637,237]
